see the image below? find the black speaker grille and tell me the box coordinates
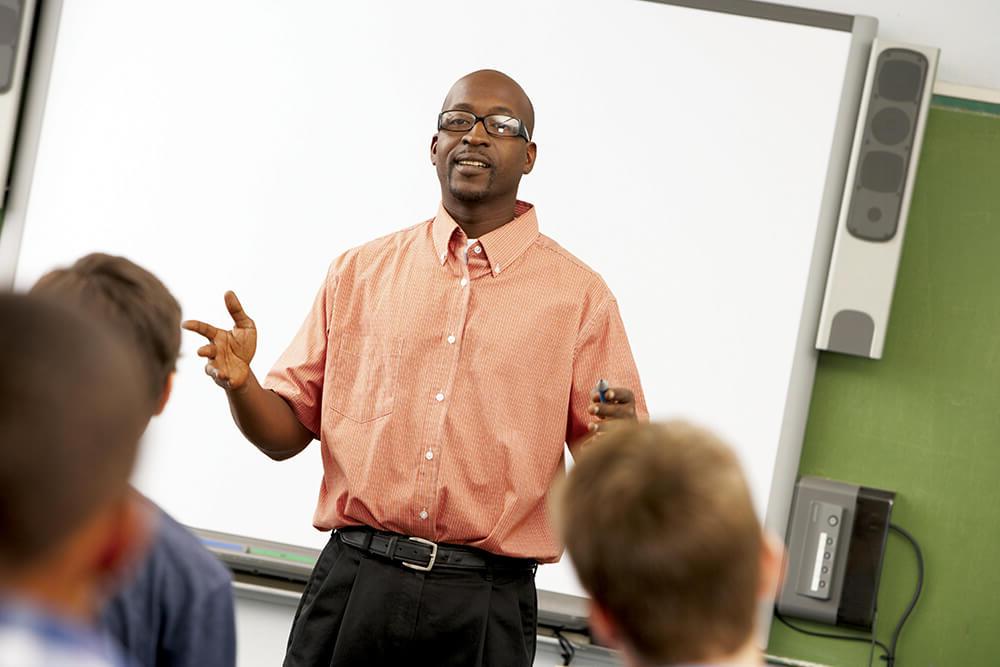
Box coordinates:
[847,48,929,243]
[878,60,923,102]
[871,107,910,145]
[860,151,904,194]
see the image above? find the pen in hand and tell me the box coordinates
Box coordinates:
[595,378,609,404]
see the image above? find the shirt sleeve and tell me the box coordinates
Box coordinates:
[566,295,648,453]
[262,264,337,438]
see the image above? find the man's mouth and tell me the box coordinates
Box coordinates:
[453,154,492,170]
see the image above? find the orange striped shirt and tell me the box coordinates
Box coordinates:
[264,201,646,561]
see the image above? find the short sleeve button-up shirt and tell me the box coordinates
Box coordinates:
[264,201,646,561]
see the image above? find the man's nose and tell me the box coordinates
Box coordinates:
[462,119,491,145]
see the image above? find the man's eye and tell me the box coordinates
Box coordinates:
[446,118,471,129]
[488,118,518,134]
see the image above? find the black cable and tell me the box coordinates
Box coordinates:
[885,523,924,667]
[552,626,576,665]
[775,522,924,667]
[866,625,879,667]
[774,608,891,659]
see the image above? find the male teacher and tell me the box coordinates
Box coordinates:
[185,70,647,666]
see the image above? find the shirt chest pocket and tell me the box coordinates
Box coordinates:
[327,333,403,423]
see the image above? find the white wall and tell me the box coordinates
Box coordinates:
[234,596,294,667]
[771,0,1000,90]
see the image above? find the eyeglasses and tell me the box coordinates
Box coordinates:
[437,110,531,142]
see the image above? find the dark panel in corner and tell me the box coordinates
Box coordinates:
[640,0,854,32]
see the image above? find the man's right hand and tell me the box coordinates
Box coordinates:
[182,291,257,391]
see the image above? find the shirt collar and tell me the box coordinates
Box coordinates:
[432,200,539,276]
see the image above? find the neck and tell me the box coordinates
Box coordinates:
[442,197,519,238]
[627,638,764,667]
[0,508,117,627]
[711,638,765,666]
[1,567,97,626]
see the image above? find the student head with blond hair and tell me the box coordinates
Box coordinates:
[558,421,783,667]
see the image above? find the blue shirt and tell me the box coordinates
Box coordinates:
[99,505,235,667]
[0,599,129,667]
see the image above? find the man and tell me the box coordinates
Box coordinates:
[184,69,647,665]
[558,422,784,667]
[0,294,149,667]
[32,254,236,667]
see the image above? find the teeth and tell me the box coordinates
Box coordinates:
[457,160,488,168]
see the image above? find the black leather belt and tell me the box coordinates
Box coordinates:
[337,527,536,573]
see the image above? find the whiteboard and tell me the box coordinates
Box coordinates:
[7,0,860,601]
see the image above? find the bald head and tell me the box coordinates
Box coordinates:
[442,70,534,137]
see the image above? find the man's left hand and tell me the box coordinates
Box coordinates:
[588,387,637,434]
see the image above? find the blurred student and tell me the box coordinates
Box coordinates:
[558,421,784,667]
[0,293,149,666]
[32,254,236,667]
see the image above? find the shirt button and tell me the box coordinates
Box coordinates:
[435,392,444,402]
[425,450,434,460]
[419,510,428,520]
[446,334,456,344]
[440,252,446,263]
[473,246,482,254]
[494,265,502,274]
[460,277,468,287]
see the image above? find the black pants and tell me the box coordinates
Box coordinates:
[283,532,538,667]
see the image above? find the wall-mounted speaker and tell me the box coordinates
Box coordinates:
[816,40,939,359]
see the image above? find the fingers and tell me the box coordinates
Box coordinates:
[588,401,636,420]
[225,291,255,329]
[197,343,217,358]
[598,387,634,405]
[587,419,629,435]
[182,319,220,340]
[587,385,637,433]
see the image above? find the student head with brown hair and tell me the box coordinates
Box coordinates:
[559,421,784,667]
[31,252,182,412]
[30,252,237,667]
[0,293,149,666]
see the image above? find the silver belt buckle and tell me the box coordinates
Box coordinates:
[401,537,438,572]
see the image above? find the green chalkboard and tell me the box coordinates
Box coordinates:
[768,98,1000,665]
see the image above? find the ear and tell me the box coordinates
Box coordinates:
[588,599,624,650]
[430,134,439,165]
[758,531,786,601]
[153,372,174,416]
[522,141,537,175]
[94,490,155,586]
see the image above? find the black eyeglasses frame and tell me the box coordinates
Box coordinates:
[437,110,531,142]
